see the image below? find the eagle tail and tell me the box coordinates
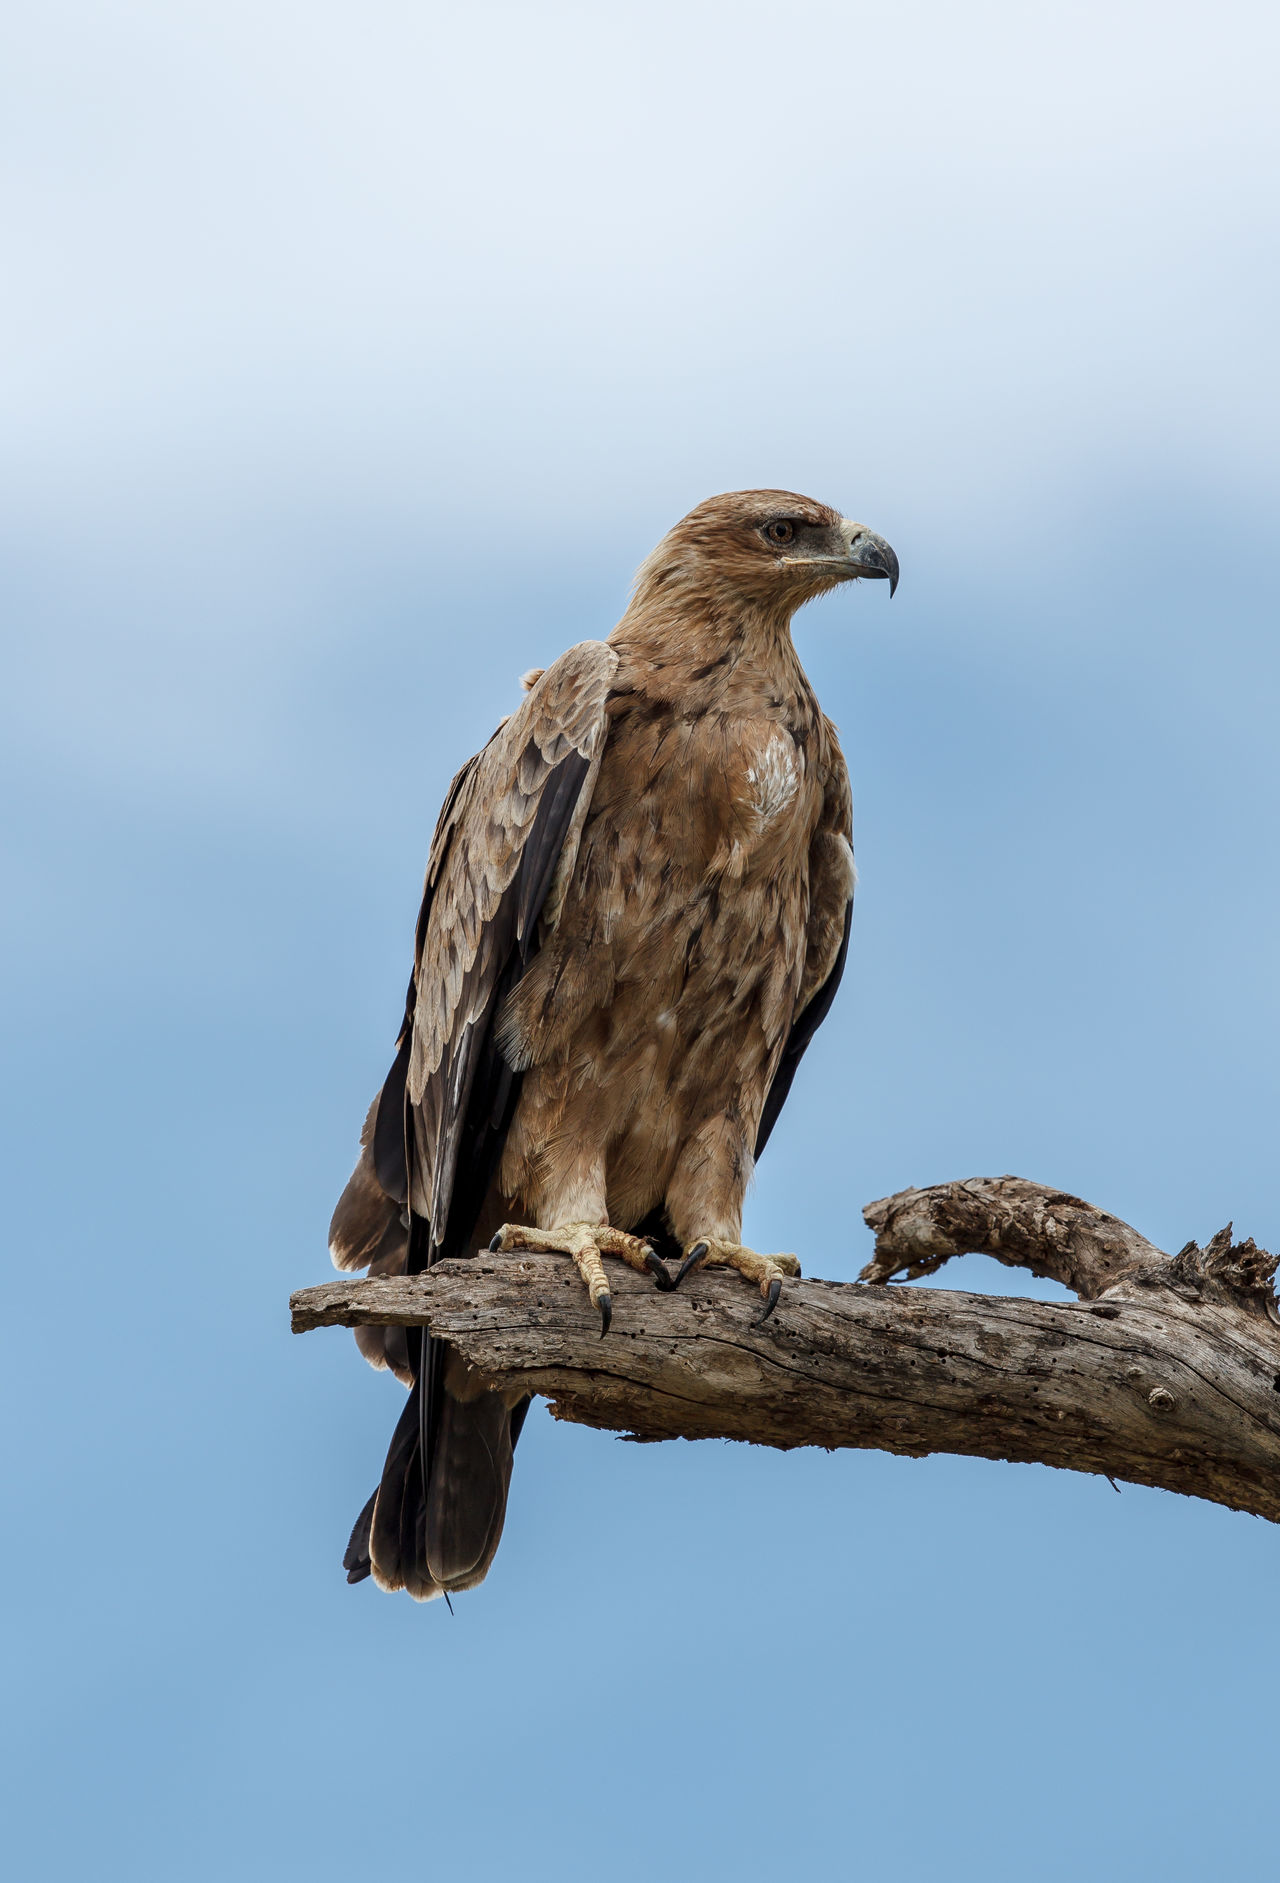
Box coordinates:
[348,1350,530,1600]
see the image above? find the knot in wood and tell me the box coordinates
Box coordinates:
[1147,1386,1177,1415]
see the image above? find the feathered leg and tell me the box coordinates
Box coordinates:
[664,1111,800,1321]
[489,1148,673,1332]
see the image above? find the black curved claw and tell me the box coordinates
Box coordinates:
[644,1246,675,1291]
[488,1230,504,1253]
[598,1292,613,1337]
[673,1241,709,1288]
[756,1277,783,1324]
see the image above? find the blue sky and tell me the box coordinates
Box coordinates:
[3,4,1279,1877]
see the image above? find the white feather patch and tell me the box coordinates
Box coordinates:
[745,733,801,822]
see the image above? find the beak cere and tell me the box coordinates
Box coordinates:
[840,522,900,597]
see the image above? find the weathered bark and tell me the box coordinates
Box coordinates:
[292,1178,1280,1523]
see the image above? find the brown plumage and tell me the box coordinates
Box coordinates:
[328,489,898,1599]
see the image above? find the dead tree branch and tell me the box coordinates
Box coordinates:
[292,1177,1280,1523]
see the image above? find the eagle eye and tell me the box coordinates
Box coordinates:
[763,518,796,546]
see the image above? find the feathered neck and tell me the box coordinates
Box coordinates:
[608,575,812,710]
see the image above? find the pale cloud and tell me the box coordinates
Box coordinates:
[1,0,1275,538]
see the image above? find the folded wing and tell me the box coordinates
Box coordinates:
[328,640,619,1594]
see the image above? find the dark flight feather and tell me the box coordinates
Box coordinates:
[754,901,852,1159]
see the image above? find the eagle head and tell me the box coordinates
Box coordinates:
[634,489,898,616]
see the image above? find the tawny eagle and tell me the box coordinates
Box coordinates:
[329,490,898,1599]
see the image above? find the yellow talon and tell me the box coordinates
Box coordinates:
[487,1220,669,1332]
[675,1238,800,1318]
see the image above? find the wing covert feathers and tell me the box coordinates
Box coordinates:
[330,636,617,1408]
[403,641,616,1243]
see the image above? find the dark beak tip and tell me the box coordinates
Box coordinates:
[849,538,899,599]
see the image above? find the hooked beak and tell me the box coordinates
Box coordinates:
[839,521,899,596]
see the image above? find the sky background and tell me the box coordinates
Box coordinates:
[3,2,1279,1877]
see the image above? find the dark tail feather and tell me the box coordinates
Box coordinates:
[345,1369,532,1600]
[424,1385,517,1587]
[343,1489,377,1583]
[366,1376,441,1601]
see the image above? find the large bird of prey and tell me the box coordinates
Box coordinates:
[329,489,898,1599]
